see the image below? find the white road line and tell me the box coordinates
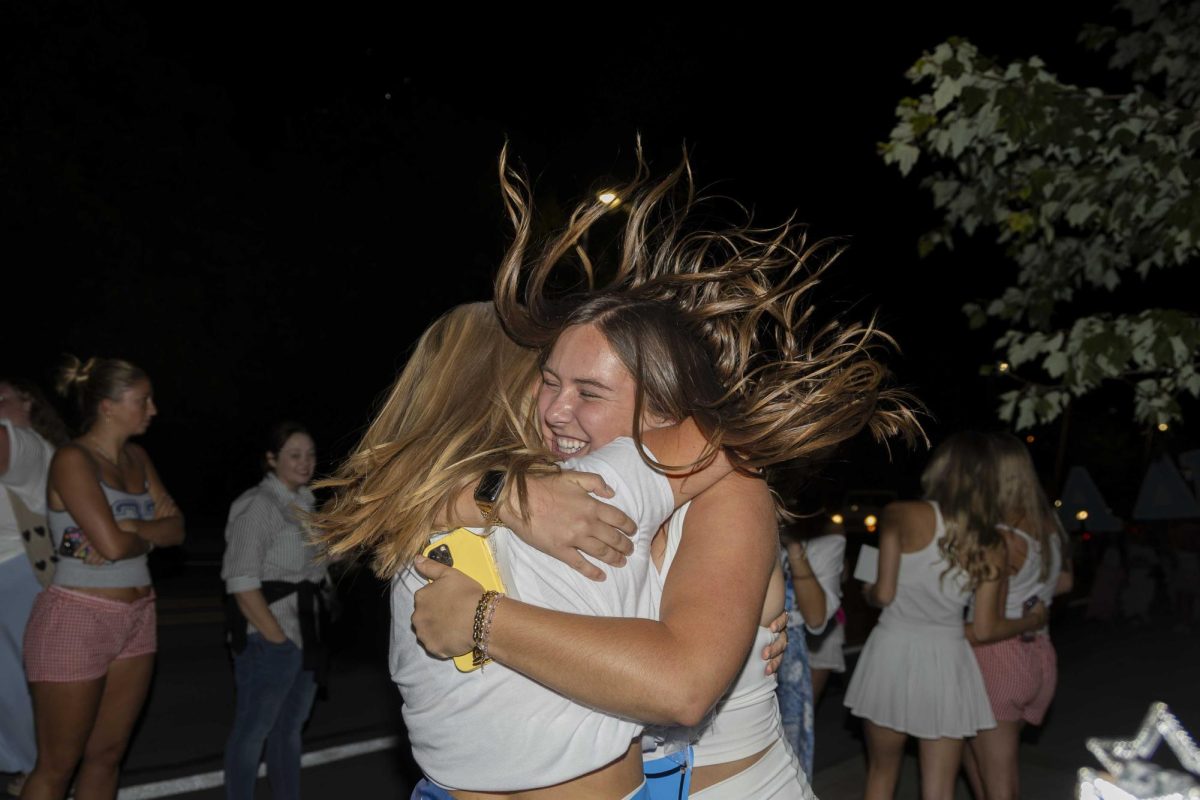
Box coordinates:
[116,735,400,799]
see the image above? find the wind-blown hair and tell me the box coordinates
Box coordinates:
[493,144,923,475]
[990,432,1068,581]
[921,431,1004,589]
[311,303,557,579]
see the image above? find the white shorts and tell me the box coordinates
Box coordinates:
[691,738,816,799]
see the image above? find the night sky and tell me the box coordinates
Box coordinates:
[5,1,1169,531]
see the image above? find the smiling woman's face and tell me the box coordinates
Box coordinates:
[537,323,641,460]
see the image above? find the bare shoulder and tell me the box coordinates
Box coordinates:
[882,500,933,529]
[51,442,94,473]
[883,500,935,552]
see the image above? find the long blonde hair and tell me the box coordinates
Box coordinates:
[311,302,556,579]
[494,144,923,474]
[990,432,1068,581]
[921,432,1004,589]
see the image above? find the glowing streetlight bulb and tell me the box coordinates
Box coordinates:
[1025,434,1036,444]
[1054,500,1062,508]
[998,362,1010,373]
[830,514,845,525]
[1075,510,1089,521]
[864,514,878,527]
[1157,422,1169,432]
[597,191,620,206]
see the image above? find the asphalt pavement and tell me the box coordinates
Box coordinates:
[105,547,1197,800]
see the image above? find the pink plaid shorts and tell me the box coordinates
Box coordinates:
[972,634,1057,725]
[24,586,157,682]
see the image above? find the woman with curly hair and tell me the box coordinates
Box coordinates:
[845,432,1045,800]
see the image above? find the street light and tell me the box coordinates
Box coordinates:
[1158,422,1169,432]
[830,513,845,525]
[1076,510,1089,521]
[998,362,1010,373]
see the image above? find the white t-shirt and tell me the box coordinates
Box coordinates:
[0,420,55,565]
[390,437,673,792]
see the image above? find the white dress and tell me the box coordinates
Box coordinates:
[843,501,995,739]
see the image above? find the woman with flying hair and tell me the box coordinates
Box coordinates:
[315,149,918,798]
[845,432,1046,800]
[962,433,1071,800]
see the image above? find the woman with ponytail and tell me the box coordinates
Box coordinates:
[20,357,184,800]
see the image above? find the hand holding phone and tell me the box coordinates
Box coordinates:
[422,528,506,672]
[1021,595,1043,641]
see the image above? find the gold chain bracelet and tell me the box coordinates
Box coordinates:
[472,590,503,667]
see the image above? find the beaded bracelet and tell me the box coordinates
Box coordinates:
[471,590,504,667]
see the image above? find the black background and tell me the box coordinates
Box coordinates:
[4,1,1184,532]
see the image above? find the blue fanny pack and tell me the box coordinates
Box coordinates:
[643,746,693,800]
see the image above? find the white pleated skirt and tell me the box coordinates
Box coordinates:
[844,620,995,740]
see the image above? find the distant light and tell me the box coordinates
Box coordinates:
[384,93,392,100]
[849,504,860,512]
[1025,434,1036,444]
[597,191,620,207]
[1076,510,1089,521]
[864,514,878,528]
[866,524,877,534]
[998,362,1010,373]
[1082,532,1093,542]
[1158,422,1169,432]
[830,513,845,525]
[1054,499,1062,508]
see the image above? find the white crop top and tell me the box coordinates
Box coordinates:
[390,438,674,792]
[648,503,784,766]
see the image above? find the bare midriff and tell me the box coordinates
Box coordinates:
[451,739,642,800]
[60,585,153,602]
[689,743,772,793]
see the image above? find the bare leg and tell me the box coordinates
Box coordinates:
[74,655,154,800]
[863,721,907,800]
[969,721,1023,800]
[20,679,105,800]
[917,737,964,800]
[811,668,831,705]
[962,738,985,800]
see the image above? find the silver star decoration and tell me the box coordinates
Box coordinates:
[1077,703,1200,799]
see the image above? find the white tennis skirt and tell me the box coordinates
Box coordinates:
[844,620,995,740]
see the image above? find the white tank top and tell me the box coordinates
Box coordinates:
[877,501,971,635]
[998,525,1063,617]
[648,503,783,766]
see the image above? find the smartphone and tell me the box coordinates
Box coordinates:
[58,526,87,559]
[422,528,506,672]
[1021,595,1039,642]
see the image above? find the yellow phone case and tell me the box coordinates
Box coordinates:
[422,528,506,672]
